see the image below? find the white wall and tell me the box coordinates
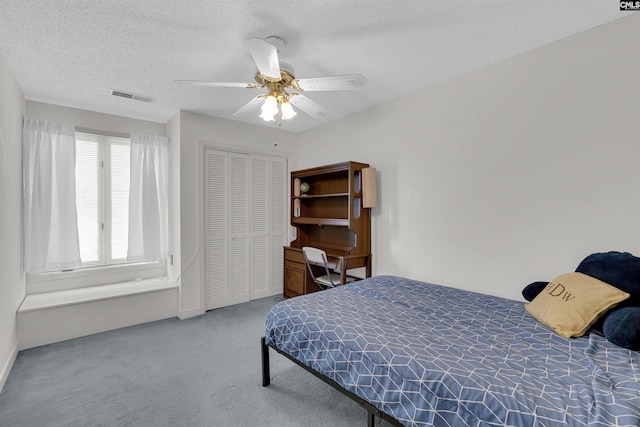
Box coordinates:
[167,113,181,288]
[0,48,25,391]
[25,101,166,137]
[296,15,640,301]
[175,111,297,318]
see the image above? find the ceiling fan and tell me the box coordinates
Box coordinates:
[176,37,367,122]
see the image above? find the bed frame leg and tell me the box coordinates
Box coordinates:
[367,411,375,427]
[261,336,271,387]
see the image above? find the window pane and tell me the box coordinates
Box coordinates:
[75,138,99,263]
[111,141,130,260]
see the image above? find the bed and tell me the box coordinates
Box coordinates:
[261,275,640,427]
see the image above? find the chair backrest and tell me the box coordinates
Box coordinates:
[302,246,336,288]
[302,246,328,266]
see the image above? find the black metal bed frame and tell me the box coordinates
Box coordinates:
[261,337,404,427]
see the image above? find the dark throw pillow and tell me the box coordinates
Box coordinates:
[575,251,640,303]
[602,305,640,351]
[522,281,548,302]
[575,251,640,350]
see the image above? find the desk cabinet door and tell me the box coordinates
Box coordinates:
[283,247,323,298]
[284,260,306,298]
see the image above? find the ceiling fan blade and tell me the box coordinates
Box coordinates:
[294,74,367,91]
[247,38,281,80]
[175,80,256,88]
[233,96,265,117]
[288,95,328,120]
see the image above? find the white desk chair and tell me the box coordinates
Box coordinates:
[302,247,357,290]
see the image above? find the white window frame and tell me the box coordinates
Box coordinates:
[26,129,166,294]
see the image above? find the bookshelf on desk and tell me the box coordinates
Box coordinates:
[284,161,372,298]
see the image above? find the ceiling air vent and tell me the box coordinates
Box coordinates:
[111,89,155,103]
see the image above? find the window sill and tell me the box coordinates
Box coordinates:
[27,261,167,294]
[18,277,177,313]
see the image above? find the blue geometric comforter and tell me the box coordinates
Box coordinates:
[265,275,640,427]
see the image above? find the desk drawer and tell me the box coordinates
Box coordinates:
[284,247,305,264]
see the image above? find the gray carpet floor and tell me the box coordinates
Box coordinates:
[0,296,394,427]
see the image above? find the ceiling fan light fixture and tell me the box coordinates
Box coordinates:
[178,37,366,123]
[280,101,297,120]
[259,109,276,121]
[260,95,278,121]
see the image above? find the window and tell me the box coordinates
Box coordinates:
[75,132,130,266]
[27,130,166,294]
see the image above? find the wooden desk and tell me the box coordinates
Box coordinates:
[287,162,372,298]
[283,247,371,298]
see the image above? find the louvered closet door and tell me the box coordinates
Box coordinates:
[204,149,286,310]
[251,156,287,299]
[251,156,270,298]
[204,149,229,310]
[228,153,250,306]
[269,157,287,296]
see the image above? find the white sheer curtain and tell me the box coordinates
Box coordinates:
[23,117,81,273]
[127,133,169,262]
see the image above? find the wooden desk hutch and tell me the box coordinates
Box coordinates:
[284,161,372,298]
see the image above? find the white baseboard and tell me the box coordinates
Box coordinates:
[0,342,18,393]
[178,306,203,319]
[250,287,283,302]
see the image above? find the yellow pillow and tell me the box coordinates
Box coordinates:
[525,272,630,338]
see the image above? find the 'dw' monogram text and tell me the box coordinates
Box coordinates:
[545,283,576,302]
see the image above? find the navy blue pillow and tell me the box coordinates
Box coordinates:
[575,251,640,303]
[522,281,548,302]
[602,305,640,351]
[575,251,640,350]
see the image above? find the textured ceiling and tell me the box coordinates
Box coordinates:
[0,1,630,132]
